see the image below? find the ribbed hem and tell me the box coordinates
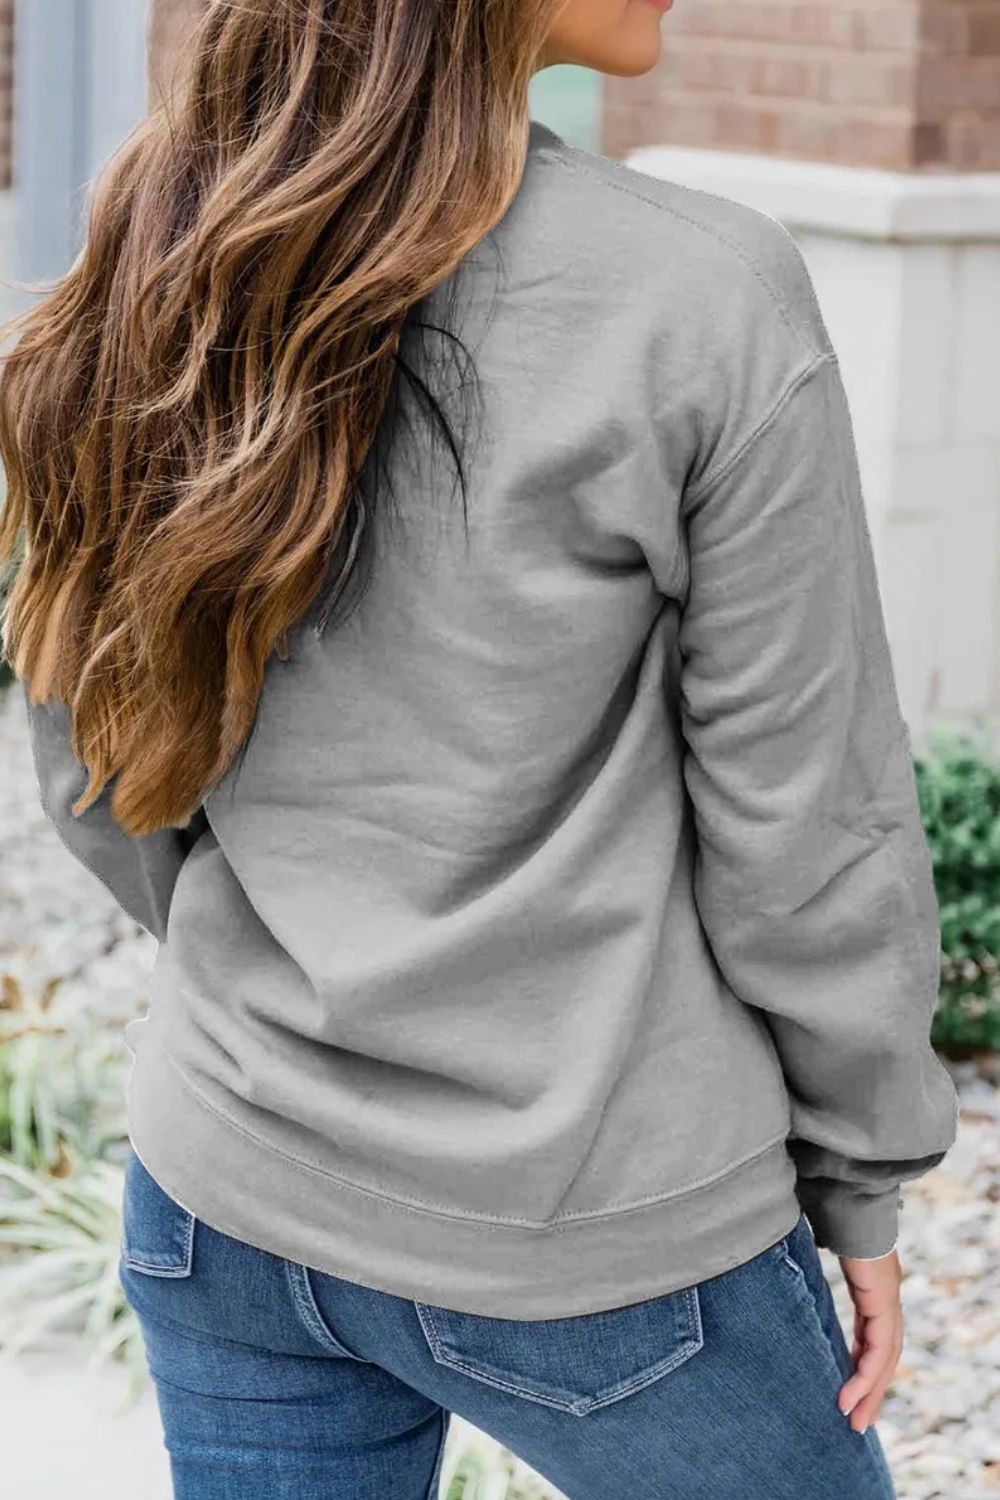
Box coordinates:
[126,1037,803,1320]
[796,1179,902,1261]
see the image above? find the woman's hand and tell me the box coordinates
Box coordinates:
[836,1250,904,1434]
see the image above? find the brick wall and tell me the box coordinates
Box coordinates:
[0,0,14,191]
[603,0,1000,171]
[100,0,1000,178]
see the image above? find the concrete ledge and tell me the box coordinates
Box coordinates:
[624,145,1000,242]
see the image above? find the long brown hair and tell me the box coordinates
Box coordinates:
[0,0,555,835]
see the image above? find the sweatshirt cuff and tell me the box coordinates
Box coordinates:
[796,1179,902,1260]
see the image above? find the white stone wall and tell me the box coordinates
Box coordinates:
[796,230,1000,736]
[627,146,1000,743]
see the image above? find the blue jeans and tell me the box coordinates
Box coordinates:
[118,1148,896,1499]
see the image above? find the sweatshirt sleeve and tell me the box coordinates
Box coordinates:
[675,348,960,1260]
[23,686,208,944]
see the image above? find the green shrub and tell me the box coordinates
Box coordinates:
[0,977,129,1170]
[0,983,146,1393]
[915,721,1000,1056]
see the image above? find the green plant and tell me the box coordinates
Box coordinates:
[914,720,1000,1055]
[0,1151,147,1399]
[442,1439,556,1499]
[0,975,129,1169]
[0,977,143,1397]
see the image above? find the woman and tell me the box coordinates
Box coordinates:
[0,2,959,1496]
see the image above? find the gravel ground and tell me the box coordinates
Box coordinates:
[2,682,998,1499]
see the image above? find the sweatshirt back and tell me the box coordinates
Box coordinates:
[26,117,959,1318]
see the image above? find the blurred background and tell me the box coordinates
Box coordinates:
[0,3,998,1498]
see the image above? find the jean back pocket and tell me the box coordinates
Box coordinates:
[120,1148,195,1278]
[414,1283,703,1416]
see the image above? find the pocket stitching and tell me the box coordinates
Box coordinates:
[414,1287,704,1417]
[119,1153,196,1278]
[415,1299,559,1409]
[120,1207,195,1278]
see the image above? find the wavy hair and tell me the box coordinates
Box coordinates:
[0,0,555,835]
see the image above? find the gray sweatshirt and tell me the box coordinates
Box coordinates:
[24,117,959,1318]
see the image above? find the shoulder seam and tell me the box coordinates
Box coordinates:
[541,147,821,359]
[683,350,839,512]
